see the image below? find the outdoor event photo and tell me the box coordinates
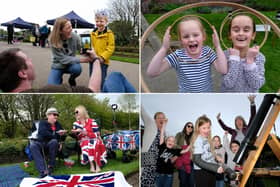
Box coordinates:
[141,1,280,93]
[0,0,139,93]
[0,94,140,186]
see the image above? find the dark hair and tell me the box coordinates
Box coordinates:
[153,112,165,120]
[230,140,241,147]
[0,48,27,92]
[235,115,247,129]
[182,122,193,145]
[228,14,256,36]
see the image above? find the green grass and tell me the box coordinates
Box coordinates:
[144,11,280,92]
[20,150,139,177]
[111,56,139,64]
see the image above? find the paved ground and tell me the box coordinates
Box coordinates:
[0,41,139,92]
[141,15,221,93]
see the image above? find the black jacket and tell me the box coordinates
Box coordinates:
[37,120,63,142]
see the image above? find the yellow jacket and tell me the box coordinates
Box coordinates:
[90,28,115,65]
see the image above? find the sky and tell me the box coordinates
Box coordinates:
[0,0,110,32]
[141,94,280,140]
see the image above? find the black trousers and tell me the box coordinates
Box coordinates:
[194,169,216,187]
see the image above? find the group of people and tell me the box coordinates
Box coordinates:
[147,14,265,93]
[0,10,136,93]
[141,95,263,187]
[29,106,106,178]
[31,24,50,47]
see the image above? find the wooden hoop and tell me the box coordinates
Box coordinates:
[219,9,269,49]
[141,1,280,93]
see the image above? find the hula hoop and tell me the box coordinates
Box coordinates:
[141,1,280,93]
[219,9,269,49]
[169,14,214,63]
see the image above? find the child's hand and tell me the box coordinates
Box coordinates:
[217,166,224,173]
[211,26,220,49]
[246,46,259,64]
[162,26,171,50]
[216,113,221,120]
[229,48,240,56]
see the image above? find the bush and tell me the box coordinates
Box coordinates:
[0,139,28,163]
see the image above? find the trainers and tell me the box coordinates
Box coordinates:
[48,166,53,176]
[68,77,76,86]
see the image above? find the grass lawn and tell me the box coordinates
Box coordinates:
[144,11,280,92]
[111,55,139,64]
[20,150,139,177]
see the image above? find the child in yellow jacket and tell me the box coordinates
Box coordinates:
[90,10,115,87]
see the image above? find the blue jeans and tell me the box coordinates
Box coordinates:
[102,72,136,93]
[30,139,58,176]
[216,179,224,187]
[156,173,173,187]
[48,63,82,85]
[89,62,108,89]
[178,169,193,187]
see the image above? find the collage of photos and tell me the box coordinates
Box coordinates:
[0,0,280,187]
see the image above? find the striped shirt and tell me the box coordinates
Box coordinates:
[166,46,217,93]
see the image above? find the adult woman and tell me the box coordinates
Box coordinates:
[175,122,194,187]
[71,105,106,172]
[47,17,92,86]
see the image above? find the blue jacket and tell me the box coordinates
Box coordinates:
[38,120,63,142]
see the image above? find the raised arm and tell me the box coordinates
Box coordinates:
[146,26,172,77]
[223,132,230,154]
[159,120,167,145]
[212,26,227,74]
[217,113,235,134]
[247,95,256,127]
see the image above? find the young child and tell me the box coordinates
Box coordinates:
[212,135,226,187]
[147,17,227,93]
[90,10,115,87]
[221,14,265,92]
[155,121,187,187]
[190,115,236,187]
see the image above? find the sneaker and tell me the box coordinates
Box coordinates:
[48,166,53,176]
[68,77,76,86]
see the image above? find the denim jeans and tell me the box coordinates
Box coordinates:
[178,169,193,187]
[216,179,224,187]
[156,173,173,187]
[89,62,108,89]
[48,63,82,85]
[30,139,58,176]
[102,72,136,93]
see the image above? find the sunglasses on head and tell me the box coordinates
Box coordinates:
[187,125,193,128]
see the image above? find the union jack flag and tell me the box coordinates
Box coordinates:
[20,171,131,187]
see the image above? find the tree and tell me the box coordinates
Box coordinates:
[117,94,138,129]
[108,20,135,46]
[108,0,139,45]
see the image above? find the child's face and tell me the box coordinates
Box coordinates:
[231,143,240,153]
[198,122,211,138]
[166,136,175,148]
[179,20,205,58]
[95,17,107,32]
[213,137,221,148]
[229,15,256,50]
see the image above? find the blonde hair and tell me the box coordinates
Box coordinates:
[178,17,207,41]
[95,10,108,22]
[190,115,214,158]
[49,17,71,48]
[75,105,89,119]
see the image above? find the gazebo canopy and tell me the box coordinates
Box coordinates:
[46,11,95,29]
[1,17,33,29]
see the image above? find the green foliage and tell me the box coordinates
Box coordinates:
[115,46,139,53]
[0,139,28,163]
[245,0,280,10]
[109,20,138,46]
[110,56,139,64]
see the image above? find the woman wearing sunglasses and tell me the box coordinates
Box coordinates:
[175,122,195,187]
[71,105,106,173]
[47,17,93,86]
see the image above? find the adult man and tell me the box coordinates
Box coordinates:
[7,22,14,44]
[0,48,136,93]
[30,107,66,177]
